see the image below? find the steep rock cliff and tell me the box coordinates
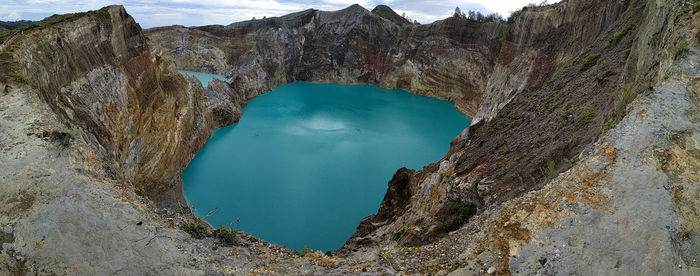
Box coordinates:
[146,4,497,117]
[0,0,698,275]
[337,1,700,275]
[0,6,370,275]
[3,6,217,205]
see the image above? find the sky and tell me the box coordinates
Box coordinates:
[0,0,555,28]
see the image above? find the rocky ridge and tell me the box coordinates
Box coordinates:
[0,0,698,275]
[146,4,497,117]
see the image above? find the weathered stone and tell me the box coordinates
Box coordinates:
[0,1,698,274]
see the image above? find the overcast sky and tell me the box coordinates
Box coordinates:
[0,0,555,28]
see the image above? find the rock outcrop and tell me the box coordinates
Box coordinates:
[0,0,698,274]
[146,4,497,117]
[2,6,217,205]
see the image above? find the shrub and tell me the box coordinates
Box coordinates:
[300,245,310,256]
[469,176,482,190]
[578,110,596,126]
[501,118,522,133]
[14,72,30,84]
[496,154,507,165]
[615,83,636,108]
[592,34,605,44]
[602,118,617,133]
[433,202,476,233]
[579,53,601,73]
[507,9,524,24]
[575,47,591,61]
[95,8,111,20]
[606,24,635,48]
[546,82,564,103]
[215,226,237,246]
[493,31,504,57]
[381,249,395,268]
[135,186,146,197]
[547,160,556,176]
[180,206,216,238]
[564,155,581,164]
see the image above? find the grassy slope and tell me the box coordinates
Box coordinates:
[371,5,411,25]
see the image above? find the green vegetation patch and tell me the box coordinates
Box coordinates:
[602,118,617,133]
[94,8,111,20]
[470,176,482,190]
[592,34,605,44]
[433,202,476,233]
[547,160,556,176]
[578,110,596,126]
[546,81,564,103]
[501,118,522,133]
[507,9,524,24]
[0,9,108,40]
[214,226,238,246]
[180,206,216,238]
[14,72,30,84]
[616,83,636,109]
[135,186,146,197]
[624,48,632,58]
[674,43,690,60]
[684,1,700,13]
[575,47,591,61]
[564,155,581,164]
[300,245,310,256]
[606,24,635,48]
[579,53,601,73]
[371,5,411,25]
[0,20,34,30]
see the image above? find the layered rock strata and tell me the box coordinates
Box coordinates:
[0,0,698,274]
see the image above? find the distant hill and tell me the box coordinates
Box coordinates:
[0,20,35,30]
[371,5,412,26]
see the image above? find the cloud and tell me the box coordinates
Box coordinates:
[0,0,557,28]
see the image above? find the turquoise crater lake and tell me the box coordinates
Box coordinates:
[179,70,228,86]
[182,81,471,252]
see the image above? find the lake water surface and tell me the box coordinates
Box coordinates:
[182,81,470,252]
[179,70,228,86]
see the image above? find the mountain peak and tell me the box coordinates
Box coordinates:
[371,4,412,25]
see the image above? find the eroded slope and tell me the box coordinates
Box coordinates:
[0,0,698,275]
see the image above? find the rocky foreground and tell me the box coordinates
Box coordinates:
[0,0,698,275]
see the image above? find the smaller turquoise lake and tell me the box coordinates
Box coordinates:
[179,70,228,86]
[183,78,470,252]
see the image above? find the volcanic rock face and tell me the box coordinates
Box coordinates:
[146,4,496,117]
[0,0,698,275]
[4,6,216,205]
